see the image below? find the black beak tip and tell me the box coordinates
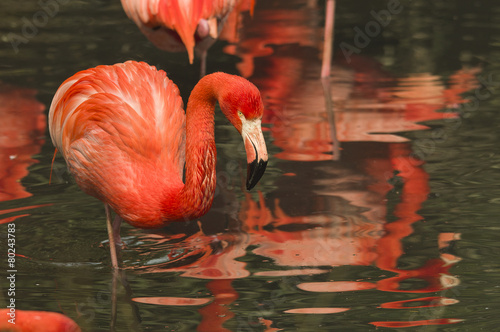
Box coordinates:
[246,159,268,190]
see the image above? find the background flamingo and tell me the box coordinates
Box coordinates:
[0,309,81,332]
[121,0,255,75]
[48,61,268,268]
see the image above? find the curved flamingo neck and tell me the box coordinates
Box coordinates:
[178,73,225,220]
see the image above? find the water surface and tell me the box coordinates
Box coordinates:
[1,0,499,331]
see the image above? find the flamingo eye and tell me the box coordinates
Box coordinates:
[237,110,245,119]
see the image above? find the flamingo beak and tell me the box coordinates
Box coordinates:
[242,119,268,190]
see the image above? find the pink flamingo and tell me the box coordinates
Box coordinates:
[48,61,268,268]
[121,0,255,75]
[0,309,81,332]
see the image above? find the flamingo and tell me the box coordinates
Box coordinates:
[0,309,81,332]
[120,0,255,76]
[48,61,268,268]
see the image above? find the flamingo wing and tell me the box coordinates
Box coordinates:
[49,61,185,226]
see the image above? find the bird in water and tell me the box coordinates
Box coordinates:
[121,0,255,76]
[48,61,268,268]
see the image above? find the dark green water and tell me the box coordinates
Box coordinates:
[1,0,499,331]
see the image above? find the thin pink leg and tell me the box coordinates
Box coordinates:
[321,0,336,78]
[200,50,207,78]
[105,204,121,269]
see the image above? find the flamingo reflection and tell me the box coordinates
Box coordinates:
[124,139,464,329]
[116,1,479,328]
[0,83,49,224]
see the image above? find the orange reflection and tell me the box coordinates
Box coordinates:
[240,142,463,327]
[132,297,212,306]
[223,2,321,78]
[0,204,54,221]
[197,279,239,332]
[254,269,327,277]
[297,281,376,292]
[223,0,479,161]
[284,308,349,314]
[258,317,281,332]
[0,214,29,225]
[127,140,464,328]
[380,296,459,309]
[0,83,49,220]
[258,62,476,161]
[370,318,464,328]
[130,229,249,279]
[121,1,477,328]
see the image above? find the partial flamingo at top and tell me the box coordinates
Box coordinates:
[121,0,255,66]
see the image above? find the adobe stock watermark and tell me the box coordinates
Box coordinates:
[6,0,69,54]
[340,0,403,63]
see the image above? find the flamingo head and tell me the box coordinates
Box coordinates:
[218,77,268,190]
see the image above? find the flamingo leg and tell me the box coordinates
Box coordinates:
[113,214,123,247]
[200,50,207,78]
[321,0,336,78]
[105,204,121,269]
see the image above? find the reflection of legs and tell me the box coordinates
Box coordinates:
[111,268,118,329]
[376,143,427,271]
[375,145,461,292]
[321,77,340,160]
[321,0,339,159]
[110,269,142,330]
[105,204,122,269]
[321,0,336,78]
[198,279,237,331]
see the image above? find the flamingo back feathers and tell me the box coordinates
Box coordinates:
[121,0,237,63]
[49,61,186,226]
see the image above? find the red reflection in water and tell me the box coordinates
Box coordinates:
[129,140,464,328]
[0,83,49,220]
[218,0,255,46]
[0,83,45,201]
[0,214,29,225]
[380,296,458,309]
[126,110,468,328]
[258,63,476,161]
[297,281,376,292]
[0,204,54,222]
[198,279,239,332]
[122,1,478,328]
[254,269,327,277]
[370,318,464,328]
[133,229,250,279]
[223,2,321,78]
[239,142,463,327]
[258,317,281,332]
[284,308,349,314]
[223,1,479,161]
[132,297,212,306]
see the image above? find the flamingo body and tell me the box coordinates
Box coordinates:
[121,0,238,64]
[49,61,267,231]
[50,62,187,227]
